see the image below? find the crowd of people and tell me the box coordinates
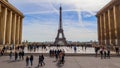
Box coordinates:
[94,45,120,59]
[0,44,25,56]
[27,44,47,52]
[25,50,65,67]
[49,49,65,64]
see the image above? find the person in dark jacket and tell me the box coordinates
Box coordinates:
[61,51,65,64]
[19,51,22,60]
[26,56,29,66]
[15,51,18,61]
[41,55,45,66]
[21,50,24,60]
[55,50,59,61]
[9,51,13,60]
[38,55,45,67]
[38,55,42,67]
[107,48,110,59]
[30,55,34,66]
[115,46,119,55]
[100,47,103,59]
[104,49,107,59]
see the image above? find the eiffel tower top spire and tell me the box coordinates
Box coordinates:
[59,5,62,29]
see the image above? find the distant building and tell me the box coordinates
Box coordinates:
[96,0,120,46]
[0,0,24,46]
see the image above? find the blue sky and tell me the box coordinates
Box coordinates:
[9,0,111,42]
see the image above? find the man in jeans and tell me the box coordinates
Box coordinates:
[30,55,34,66]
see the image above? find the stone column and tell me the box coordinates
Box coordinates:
[0,4,2,44]
[110,8,116,46]
[1,7,7,45]
[15,16,18,45]
[0,4,1,12]
[108,10,112,45]
[113,5,118,46]
[11,13,14,44]
[101,14,105,45]
[115,5,120,46]
[97,16,101,45]
[19,17,23,44]
[118,4,120,46]
[9,11,13,44]
[5,11,9,44]
[11,14,16,45]
[103,13,106,45]
[100,15,102,45]
[15,16,20,45]
[18,16,21,44]
[105,12,109,45]
[5,11,13,44]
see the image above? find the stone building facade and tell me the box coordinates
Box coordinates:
[96,0,120,46]
[0,0,24,46]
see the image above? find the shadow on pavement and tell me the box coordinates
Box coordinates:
[2,60,22,63]
[56,62,64,68]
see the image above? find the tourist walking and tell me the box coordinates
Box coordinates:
[19,51,22,60]
[38,55,42,67]
[74,46,77,53]
[85,45,87,51]
[55,50,59,61]
[15,51,18,60]
[115,46,119,55]
[104,48,107,59]
[100,47,103,59]
[21,50,24,60]
[41,55,45,65]
[106,45,111,59]
[58,51,63,64]
[9,51,13,60]
[38,55,45,67]
[95,46,99,57]
[107,48,110,59]
[26,56,29,66]
[61,51,65,64]
[30,55,34,66]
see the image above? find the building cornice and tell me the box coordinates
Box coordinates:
[0,0,24,17]
[96,0,120,17]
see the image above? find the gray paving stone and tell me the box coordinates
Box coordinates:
[0,56,120,68]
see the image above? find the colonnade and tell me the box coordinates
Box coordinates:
[0,0,24,46]
[97,1,120,46]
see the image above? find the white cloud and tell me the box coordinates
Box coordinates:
[9,0,111,14]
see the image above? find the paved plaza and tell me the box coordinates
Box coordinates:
[0,56,120,68]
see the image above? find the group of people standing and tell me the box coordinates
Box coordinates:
[99,46,110,59]
[0,46,14,56]
[9,50,25,60]
[94,45,110,59]
[49,49,65,64]
[26,55,34,67]
[94,45,120,59]
[57,50,65,64]
[27,44,47,52]
[26,54,45,67]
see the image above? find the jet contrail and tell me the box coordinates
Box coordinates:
[77,9,93,33]
[48,0,59,14]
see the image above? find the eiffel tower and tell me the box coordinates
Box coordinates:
[54,5,67,45]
